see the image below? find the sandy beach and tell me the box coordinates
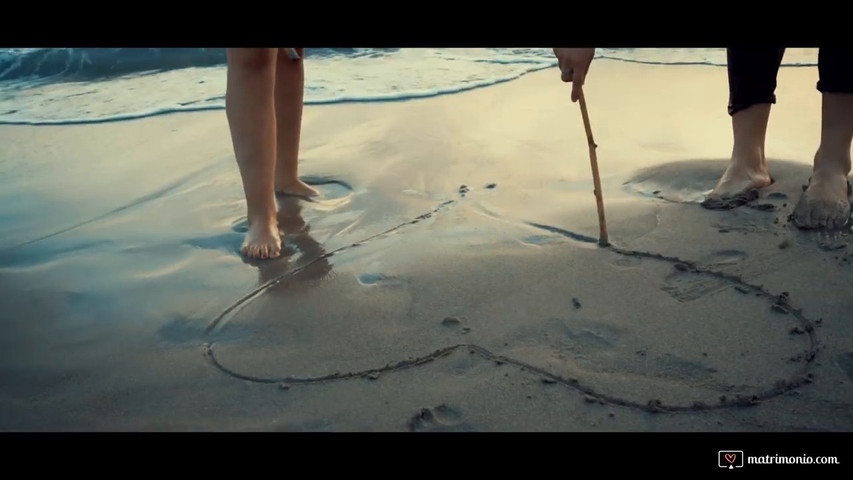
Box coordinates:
[1,59,851,431]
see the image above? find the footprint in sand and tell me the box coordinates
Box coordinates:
[699,249,749,266]
[440,316,473,338]
[297,176,354,210]
[611,255,642,269]
[653,353,719,383]
[408,404,466,432]
[517,317,626,357]
[520,234,565,247]
[357,273,403,287]
[662,269,730,303]
[557,325,619,352]
[661,250,748,302]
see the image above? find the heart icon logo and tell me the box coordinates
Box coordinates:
[725,453,736,464]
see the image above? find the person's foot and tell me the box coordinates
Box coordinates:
[275,177,319,197]
[793,92,853,229]
[791,171,851,230]
[701,151,772,210]
[242,214,282,259]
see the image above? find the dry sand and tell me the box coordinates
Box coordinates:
[1,59,851,431]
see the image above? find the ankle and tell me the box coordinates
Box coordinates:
[812,165,850,182]
[813,147,851,178]
[731,143,765,165]
[247,207,276,226]
[275,175,301,186]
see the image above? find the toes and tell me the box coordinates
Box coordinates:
[700,190,759,210]
[792,198,850,230]
[807,203,826,229]
[831,202,851,229]
[242,240,284,259]
[821,205,842,229]
[792,202,812,229]
[700,196,722,210]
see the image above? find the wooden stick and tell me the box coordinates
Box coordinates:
[576,89,609,247]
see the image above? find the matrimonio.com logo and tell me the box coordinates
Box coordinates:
[719,451,744,469]
[718,450,841,468]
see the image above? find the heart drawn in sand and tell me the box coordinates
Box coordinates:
[725,453,737,464]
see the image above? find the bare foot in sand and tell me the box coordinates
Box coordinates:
[242,215,282,259]
[702,151,773,209]
[275,178,319,197]
[792,169,851,230]
[702,104,773,210]
[793,93,853,229]
[227,48,287,260]
[227,48,315,260]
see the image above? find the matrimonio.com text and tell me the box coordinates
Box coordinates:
[719,450,841,469]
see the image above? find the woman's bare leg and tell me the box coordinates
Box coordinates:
[273,47,318,197]
[226,48,282,259]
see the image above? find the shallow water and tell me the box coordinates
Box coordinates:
[0,48,820,125]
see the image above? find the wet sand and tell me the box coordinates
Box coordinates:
[1,59,852,431]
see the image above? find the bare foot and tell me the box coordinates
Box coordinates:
[702,154,772,210]
[704,104,774,210]
[241,215,282,259]
[791,172,851,230]
[275,178,319,197]
[793,92,853,229]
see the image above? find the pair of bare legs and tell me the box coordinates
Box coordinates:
[706,93,853,229]
[226,48,320,260]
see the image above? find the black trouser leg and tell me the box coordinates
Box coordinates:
[817,48,853,94]
[727,48,786,116]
